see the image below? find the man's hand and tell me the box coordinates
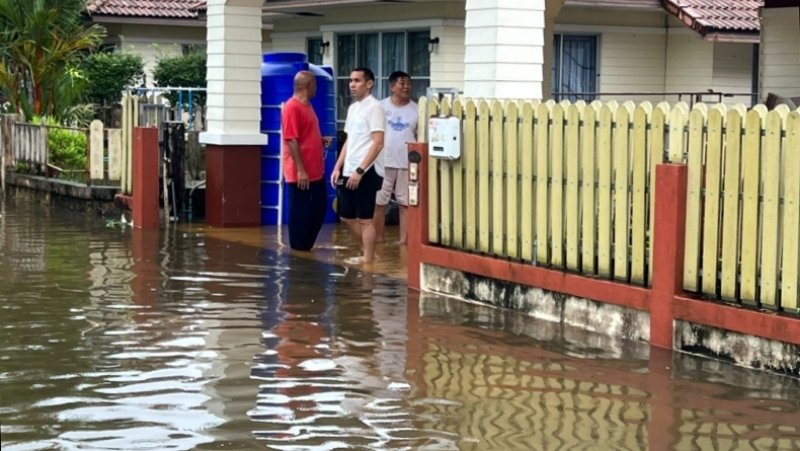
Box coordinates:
[330,168,340,189]
[346,172,362,190]
[297,169,309,190]
[322,136,333,148]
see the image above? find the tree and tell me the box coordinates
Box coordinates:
[0,0,106,121]
[81,51,144,106]
[152,52,207,107]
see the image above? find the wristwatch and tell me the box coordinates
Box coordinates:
[355,167,365,175]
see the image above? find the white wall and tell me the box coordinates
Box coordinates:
[760,7,800,107]
[117,24,206,87]
[598,31,666,103]
[711,42,755,106]
[430,24,465,91]
[664,30,714,101]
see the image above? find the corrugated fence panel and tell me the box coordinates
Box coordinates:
[720,105,746,301]
[740,106,767,304]
[630,103,651,284]
[613,102,633,281]
[490,100,505,256]
[683,103,708,292]
[535,102,552,265]
[464,100,478,251]
[759,107,787,308]
[550,104,566,267]
[701,105,726,296]
[520,103,535,262]
[783,112,800,312]
[478,100,491,253]
[506,102,520,259]
[451,99,465,249]
[581,103,599,275]
[597,102,617,278]
[565,103,582,271]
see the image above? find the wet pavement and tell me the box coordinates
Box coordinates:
[1,196,799,451]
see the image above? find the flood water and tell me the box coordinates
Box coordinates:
[1,196,799,451]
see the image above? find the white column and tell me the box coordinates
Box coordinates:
[463,0,546,99]
[200,0,267,146]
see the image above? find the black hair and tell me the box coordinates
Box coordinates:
[389,71,410,86]
[352,67,375,82]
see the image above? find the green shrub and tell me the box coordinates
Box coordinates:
[152,52,206,107]
[81,52,144,106]
[41,117,87,173]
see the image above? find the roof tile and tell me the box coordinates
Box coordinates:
[86,0,200,19]
[665,0,763,32]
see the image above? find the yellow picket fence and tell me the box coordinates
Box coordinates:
[419,97,800,313]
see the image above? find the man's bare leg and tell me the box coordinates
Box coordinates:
[374,204,386,243]
[342,217,363,242]
[398,205,408,244]
[359,218,377,263]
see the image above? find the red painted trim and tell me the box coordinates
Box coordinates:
[407,143,428,290]
[205,144,261,228]
[419,244,651,311]
[674,295,800,346]
[132,127,160,229]
[650,164,688,349]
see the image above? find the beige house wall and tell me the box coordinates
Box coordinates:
[759,7,800,107]
[664,30,714,100]
[431,24,466,91]
[116,24,205,87]
[711,42,755,106]
[597,31,666,103]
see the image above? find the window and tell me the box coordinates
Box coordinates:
[307,37,323,66]
[336,30,430,128]
[552,35,597,101]
[182,44,206,55]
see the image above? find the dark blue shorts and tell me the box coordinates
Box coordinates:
[337,167,383,220]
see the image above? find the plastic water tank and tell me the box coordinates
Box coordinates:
[260,52,338,225]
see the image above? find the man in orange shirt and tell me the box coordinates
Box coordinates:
[282,71,331,251]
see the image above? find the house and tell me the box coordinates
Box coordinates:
[84,0,272,87]
[758,0,800,107]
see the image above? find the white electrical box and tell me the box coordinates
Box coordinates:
[428,116,461,160]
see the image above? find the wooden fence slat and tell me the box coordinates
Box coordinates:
[668,102,689,163]
[506,102,520,259]
[427,97,441,244]
[565,104,582,271]
[759,109,786,307]
[597,102,617,277]
[108,129,123,181]
[700,105,726,296]
[550,104,566,267]
[740,108,766,304]
[683,104,708,292]
[580,104,598,275]
[648,102,670,284]
[490,100,505,256]
[535,102,552,264]
[464,100,478,251]
[452,99,465,248]
[613,103,633,281]
[520,103,535,262]
[720,105,746,301]
[782,112,800,312]
[630,103,651,284]
[479,100,492,253]
[439,97,453,246]
[90,120,104,180]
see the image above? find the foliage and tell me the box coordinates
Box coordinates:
[81,51,144,106]
[152,52,207,107]
[38,117,87,172]
[0,0,105,121]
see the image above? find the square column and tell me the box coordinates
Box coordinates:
[464,0,546,99]
[200,0,267,227]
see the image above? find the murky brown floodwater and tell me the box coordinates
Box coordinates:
[1,196,799,451]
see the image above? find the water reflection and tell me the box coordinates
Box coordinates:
[1,196,799,451]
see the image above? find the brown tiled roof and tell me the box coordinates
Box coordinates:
[662,0,763,34]
[85,0,200,18]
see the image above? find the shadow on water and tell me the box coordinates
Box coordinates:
[1,196,799,450]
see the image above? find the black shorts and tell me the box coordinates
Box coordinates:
[338,167,383,220]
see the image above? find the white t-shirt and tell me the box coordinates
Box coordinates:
[380,97,418,169]
[344,95,385,177]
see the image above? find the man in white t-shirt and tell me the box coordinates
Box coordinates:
[375,71,417,244]
[330,67,385,264]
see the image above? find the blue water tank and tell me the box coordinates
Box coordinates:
[260,52,338,225]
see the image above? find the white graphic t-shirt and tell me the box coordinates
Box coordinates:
[380,97,418,169]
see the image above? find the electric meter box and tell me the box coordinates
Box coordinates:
[428,116,461,160]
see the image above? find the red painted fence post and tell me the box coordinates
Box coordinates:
[132,127,160,229]
[650,163,688,349]
[407,142,429,291]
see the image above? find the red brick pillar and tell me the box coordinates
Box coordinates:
[650,163,688,349]
[132,127,160,229]
[407,143,429,290]
[205,145,261,228]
